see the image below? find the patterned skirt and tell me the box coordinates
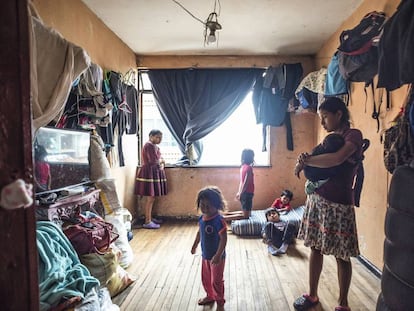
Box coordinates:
[134,165,168,197]
[297,193,360,261]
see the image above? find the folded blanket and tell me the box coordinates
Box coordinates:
[37,221,99,311]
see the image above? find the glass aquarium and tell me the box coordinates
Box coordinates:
[34,127,91,193]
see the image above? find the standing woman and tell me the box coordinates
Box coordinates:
[135,129,167,229]
[293,97,363,311]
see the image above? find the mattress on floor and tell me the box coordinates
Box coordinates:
[230,205,305,237]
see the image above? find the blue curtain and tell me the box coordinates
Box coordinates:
[147,68,263,164]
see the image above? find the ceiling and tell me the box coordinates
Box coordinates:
[81,0,364,56]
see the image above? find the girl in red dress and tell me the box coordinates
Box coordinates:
[135,129,168,229]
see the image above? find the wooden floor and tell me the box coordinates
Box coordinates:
[113,221,381,311]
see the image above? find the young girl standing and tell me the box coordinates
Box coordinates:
[223,148,255,221]
[134,129,167,229]
[191,186,227,311]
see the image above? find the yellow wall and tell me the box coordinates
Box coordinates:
[32,0,136,73]
[315,0,403,269]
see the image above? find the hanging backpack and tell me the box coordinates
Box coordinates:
[325,52,349,97]
[337,11,387,131]
[337,11,386,83]
[383,87,414,174]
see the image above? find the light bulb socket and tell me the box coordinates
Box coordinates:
[208,30,216,43]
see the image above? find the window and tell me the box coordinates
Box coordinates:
[141,92,182,164]
[198,92,269,166]
[138,72,269,166]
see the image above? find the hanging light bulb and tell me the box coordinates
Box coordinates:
[172,0,222,47]
[204,12,221,46]
[207,29,216,43]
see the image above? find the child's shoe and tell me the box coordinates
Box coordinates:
[277,242,289,254]
[268,245,279,255]
[152,217,163,224]
[142,221,160,229]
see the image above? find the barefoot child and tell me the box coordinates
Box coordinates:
[191,186,227,311]
[223,148,255,221]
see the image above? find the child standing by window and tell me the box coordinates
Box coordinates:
[191,186,227,311]
[270,189,293,214]
[223,148,255,221]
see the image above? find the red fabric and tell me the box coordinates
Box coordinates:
[141,141,161,166]
[201,258,226,306]
[240,164,254,194]
[134,141,167,196]
[35,161,50,185]
[271,198,291,211]
[63,217,119,255]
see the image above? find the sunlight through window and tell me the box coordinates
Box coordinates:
[199,92,269,166]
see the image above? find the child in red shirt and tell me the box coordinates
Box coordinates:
[271,189,293,213]
[34,145,51,192]
[223,149,255,221]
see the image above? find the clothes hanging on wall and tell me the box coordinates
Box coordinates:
[125,84,138,134]
[55,63,113,131]
[294,67,328,110]
[252,63,303,151]
[378,0,414,91]
[104,70,139,167]
[56,68,138,167]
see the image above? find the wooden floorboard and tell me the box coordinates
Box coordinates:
[113,221,381,311]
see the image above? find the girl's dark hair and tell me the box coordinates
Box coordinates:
[281,189,293,200]
[149,129,162,137]
[35,145,47,161]
[319,97,351,127]
[265,207,279,218]
[241,148,255,165]
[196,186,227,211]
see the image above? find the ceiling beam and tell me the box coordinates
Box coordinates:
[136,54,315,72]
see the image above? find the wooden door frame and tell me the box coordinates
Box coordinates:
[0,0,39,309]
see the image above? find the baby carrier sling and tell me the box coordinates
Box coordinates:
[266,220,295,248]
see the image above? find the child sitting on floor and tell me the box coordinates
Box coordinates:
[262,207,296,256]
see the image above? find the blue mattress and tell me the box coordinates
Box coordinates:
[230,205,306,237]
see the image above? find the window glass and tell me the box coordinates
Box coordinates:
[199,92,269,166]
[140,72,152,90]
[141,93,182,164]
